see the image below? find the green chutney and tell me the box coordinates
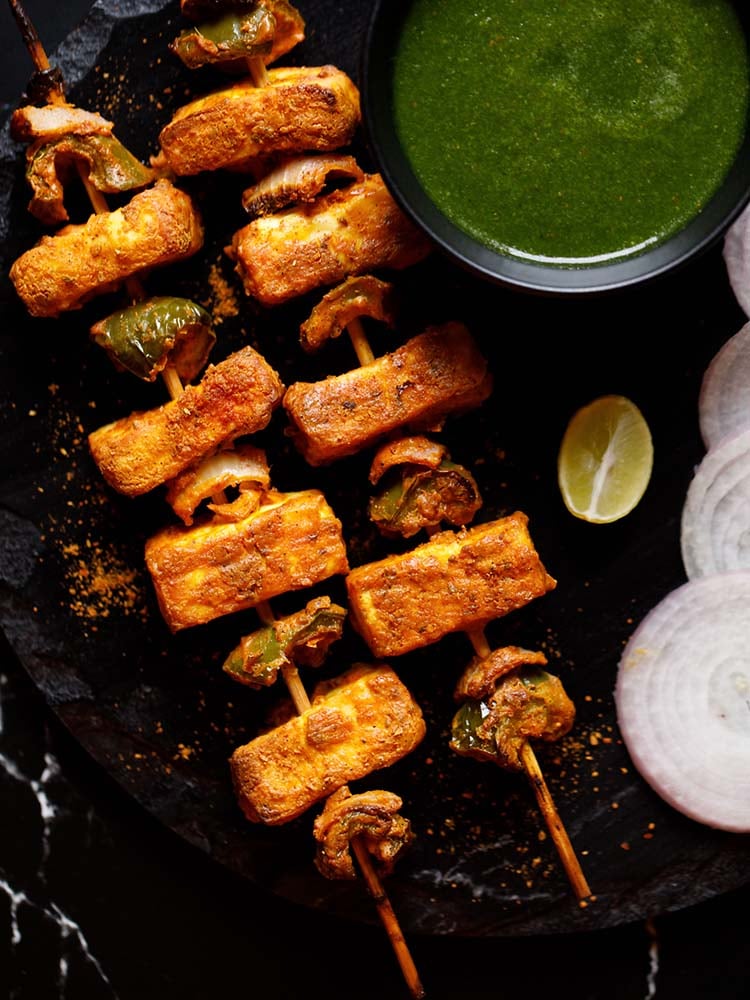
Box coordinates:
[392,0,749,265]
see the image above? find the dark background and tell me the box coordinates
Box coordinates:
[1,2,749,997]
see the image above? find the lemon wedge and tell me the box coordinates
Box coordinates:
[557,395,653,524]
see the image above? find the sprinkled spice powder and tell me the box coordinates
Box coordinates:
[61,540,144,621]
[205,260,240,322]
[35,386,148,626]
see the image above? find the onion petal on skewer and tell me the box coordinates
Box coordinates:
[698,320,750,450]
[615,572,750,833]
[242,153,364,220]
[369,435,447,484]
[165,443,271,525]
[680,425,750,578]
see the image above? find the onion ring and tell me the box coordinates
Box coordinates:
[615,572,750,833]
[723,202,750,317]
[698,321,750,450]
[680,425,750,578]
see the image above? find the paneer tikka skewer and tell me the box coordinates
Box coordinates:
[226,607,427,998]
[7,0,210,407]
[280,275,590,900]
[136,427,426,992]
[161,1,359,173]
[346,514,592,901]
[7,3,428,993]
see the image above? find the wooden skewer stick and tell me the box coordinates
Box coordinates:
[466,626,591,901]
[255,599,426,999]
[9,0,185,400]
[246,56,270,87]
[8,0,62,98]
[347,317,376,367]
[520,741,591,902]
[162,365,186,402]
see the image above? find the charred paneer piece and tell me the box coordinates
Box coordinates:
[346,512,557,658]
[10,102,114,142]
[88,346,283,497]
[228,172,432,306]
[283,322,492,466]
[230,664,425,825]
[145,489,349,632]
[159,65,360,175]
[9,179,203,318]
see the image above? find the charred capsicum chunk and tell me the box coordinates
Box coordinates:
[369,459,482,538]
[173,0,304,69]
[450,666,575,772]
[223,596,346,688]
[26,134,154,224]
[90,296,215,382]
[171,9,275,68]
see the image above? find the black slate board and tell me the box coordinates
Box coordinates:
[1,0,749,938]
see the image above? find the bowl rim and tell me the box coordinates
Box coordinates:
[360,0,750,296]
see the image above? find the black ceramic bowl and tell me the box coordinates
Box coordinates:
[361,1,750,296]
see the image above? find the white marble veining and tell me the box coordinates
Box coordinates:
[0,672,114,996]
[644,917,661,999]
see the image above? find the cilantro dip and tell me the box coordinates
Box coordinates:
[392,0,749,266]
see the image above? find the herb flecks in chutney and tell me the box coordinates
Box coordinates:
[393,0,748,265]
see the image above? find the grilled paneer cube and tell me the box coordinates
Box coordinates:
[145,489,349,632]
[88,346,283,497]
[283,322,492,465]
[228,172,432,306]
[346,512,557,658]
[9,179,203,318]
[159,65,360,175]
[230,664,425,824]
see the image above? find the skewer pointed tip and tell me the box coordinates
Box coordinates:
[351,836,426,999]
[520,741,592,901]
[8,0,66,104]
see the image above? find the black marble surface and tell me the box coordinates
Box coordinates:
[1,3,749,997]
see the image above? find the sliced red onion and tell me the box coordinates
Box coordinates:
[698,321,750,450]
[615,573,750,833]
[723,203,750,317]
[680,425,750,578]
